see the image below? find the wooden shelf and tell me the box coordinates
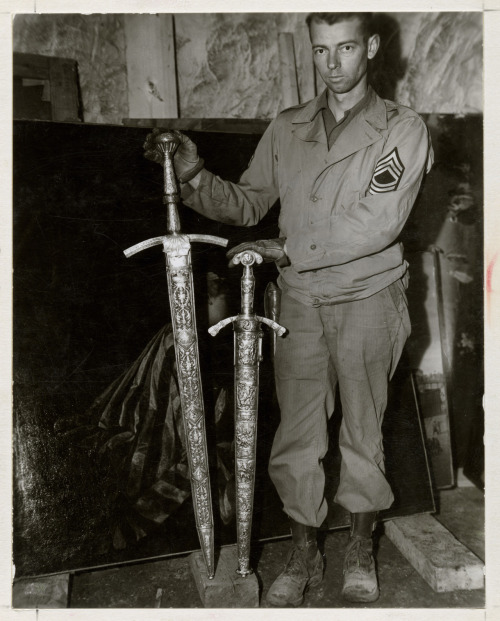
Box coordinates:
[122,117,271,135]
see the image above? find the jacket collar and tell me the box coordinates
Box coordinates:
[292,86,388,141]
[291,86,388,165]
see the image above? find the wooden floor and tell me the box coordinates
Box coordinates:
[67,485,485,609]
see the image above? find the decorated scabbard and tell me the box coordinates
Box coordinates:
[209,250,285,577]
[124,132,227,579]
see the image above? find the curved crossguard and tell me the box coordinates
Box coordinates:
[123,131,228,580]
[209,251,286,337]
[209,250,285,578]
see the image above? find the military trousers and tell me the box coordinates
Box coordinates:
[268,280,411,527]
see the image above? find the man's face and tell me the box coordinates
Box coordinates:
[310,17,379,95]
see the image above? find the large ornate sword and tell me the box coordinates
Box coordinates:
[209,250,285,577]
[124,132,228,579]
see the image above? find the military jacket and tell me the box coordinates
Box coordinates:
[184,87,434,305]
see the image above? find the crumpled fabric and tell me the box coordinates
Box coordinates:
[56,323,235,550]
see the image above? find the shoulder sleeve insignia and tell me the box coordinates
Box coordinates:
[368,147,405,194]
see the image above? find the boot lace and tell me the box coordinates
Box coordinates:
[283,544,313,579]
[344,536,373,573]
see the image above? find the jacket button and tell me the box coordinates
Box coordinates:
[310,244,316,250]
[311,196,318,202]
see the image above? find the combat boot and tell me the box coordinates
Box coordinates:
[342,512,379,603]
[266,518,324,607]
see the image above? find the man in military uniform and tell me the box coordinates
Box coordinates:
[145,12,433,607]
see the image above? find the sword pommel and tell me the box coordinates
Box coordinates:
[154,131,181,156]
[230,250,264,267]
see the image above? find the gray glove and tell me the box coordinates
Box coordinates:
[143,128,204,183]
[226,238,290,268]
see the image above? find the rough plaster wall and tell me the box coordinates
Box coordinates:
[175,12,482,118]
[13,14,128,124]
[13,12,482,123]
[392,12,482,113]
[174,13,314,119]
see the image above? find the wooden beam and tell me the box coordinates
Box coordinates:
[123,117,270,135]
[12,573,71,608]
[124,14,178,120]
[278,33,300,109]
[189,546,259,608]
[385,514,484,592]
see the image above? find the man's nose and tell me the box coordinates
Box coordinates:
[327,51,340,69]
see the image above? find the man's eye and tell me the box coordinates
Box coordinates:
[341,45,354,53]
[314,48,326,55]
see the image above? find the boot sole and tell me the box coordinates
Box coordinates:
[266,574,323,607]
[342,586,380,603]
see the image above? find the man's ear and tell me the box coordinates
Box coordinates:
[367,34,380,60]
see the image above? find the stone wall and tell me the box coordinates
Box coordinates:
[13,12,482,124]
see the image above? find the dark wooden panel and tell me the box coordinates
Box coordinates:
[48,57,81,122]
[13,120,439,577]
[14,53,82,122]
[13,52,50,79]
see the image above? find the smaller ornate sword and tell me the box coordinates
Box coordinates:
[124,132,228,579]
[209,250,286,577]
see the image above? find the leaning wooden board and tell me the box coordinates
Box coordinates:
[406,250,455,489]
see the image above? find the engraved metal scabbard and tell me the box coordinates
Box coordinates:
[124,131,227,579]
[209,250,285,577]
[264,281,282,361]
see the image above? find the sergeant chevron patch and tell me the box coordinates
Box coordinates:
[368,148,405,194]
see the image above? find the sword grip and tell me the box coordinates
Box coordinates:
[154,132,182,234]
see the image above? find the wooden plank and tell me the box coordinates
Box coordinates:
[385,514,484,592]
[278,33,300,109]
[48,57,81,122]
[124,14,178,119]
[12,573,71,608]
[123,117,270,135]
[13,52,50,79]
[189,546,259,608]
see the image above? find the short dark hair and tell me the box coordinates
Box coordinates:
[306,13,374,41]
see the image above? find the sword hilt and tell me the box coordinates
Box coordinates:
[153,131,182,234]
[208,316,238,336]
[208,315,285,337]
[124,234,228,259]
[208,249,286,337]
[256,316,286,336]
